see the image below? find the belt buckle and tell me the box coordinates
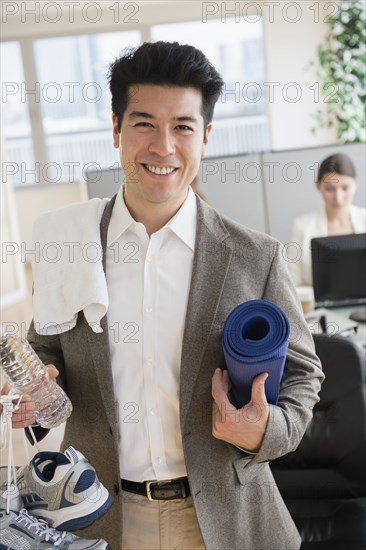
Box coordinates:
[146,480,158,501]
[146,479,175,501]
[179,477,188,498]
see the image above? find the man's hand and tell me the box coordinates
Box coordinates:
[0,365,59,429]
[212,368,269,453]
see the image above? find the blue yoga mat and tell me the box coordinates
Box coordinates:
[222,299,290,408]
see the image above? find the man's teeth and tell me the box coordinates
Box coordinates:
[145,165,176,175]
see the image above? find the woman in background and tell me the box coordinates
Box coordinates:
[289,153,366,287]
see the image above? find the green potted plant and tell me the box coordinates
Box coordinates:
[309,0,366,142]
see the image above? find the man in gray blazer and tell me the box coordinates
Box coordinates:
[16,42,323,549]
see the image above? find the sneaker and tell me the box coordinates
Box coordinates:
[17,447,112,531]
[0,482,23,512]
[0,507,111,549]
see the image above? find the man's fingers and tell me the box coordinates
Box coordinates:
[13,396,36,427]
[0,382,12,395]
[221,369,231,393]
[13,400,36,417]
[0,365,57,427]
[250,372,269,405]
[212,369,237,426]
[0,395,37,428]
[212,369,232,406]
[46,364,59,379]
[1,365,58,397]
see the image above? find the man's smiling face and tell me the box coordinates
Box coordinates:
[112,84,211,210]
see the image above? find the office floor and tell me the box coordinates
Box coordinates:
[1,264,64,467]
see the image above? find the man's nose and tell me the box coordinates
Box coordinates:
[149,129,175,157]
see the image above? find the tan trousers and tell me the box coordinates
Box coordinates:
[121,490,205,550]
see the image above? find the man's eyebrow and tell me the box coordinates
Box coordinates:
[175,116,199,124]
[127,112,198,124]
[128,111,155,119]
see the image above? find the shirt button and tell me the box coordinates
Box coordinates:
[146,255,153,262]
[147,358,153,365]
[157,457,162,464]
[150,408,156,415]
[145,307,153,313]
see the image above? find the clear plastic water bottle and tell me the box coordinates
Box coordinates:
[0,333,72,429]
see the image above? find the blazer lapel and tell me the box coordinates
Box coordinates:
[180,197,233,426]
[84,195,118,430]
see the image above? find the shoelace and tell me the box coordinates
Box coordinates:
[0,392,40,514]
[16,508,68,545]
[0,393,68,546]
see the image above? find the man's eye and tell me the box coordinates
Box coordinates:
[176,125,193,132]
[135,122,153,127]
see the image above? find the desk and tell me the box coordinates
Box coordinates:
[305,305,366,349]
[333,305,366,348]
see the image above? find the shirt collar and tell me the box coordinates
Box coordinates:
[165,186,196,251]
[107,185,197,251]
[107,185,138,247]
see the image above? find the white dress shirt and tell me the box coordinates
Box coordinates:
[105,185,197,482]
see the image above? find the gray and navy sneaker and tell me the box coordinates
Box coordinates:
[17,447,112,531]
[0,507,110,549]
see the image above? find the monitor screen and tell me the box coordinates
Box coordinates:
[311,233,366,308]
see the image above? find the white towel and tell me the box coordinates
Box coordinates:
[32,198,110,335]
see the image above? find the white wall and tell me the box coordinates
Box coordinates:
[15,182,87,254]
[1,1,204,39]
[1,139,27,308]
[263,1,338,150]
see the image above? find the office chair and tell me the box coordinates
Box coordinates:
[271,333,366,550]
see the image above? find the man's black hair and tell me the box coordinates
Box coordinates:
[108,41,224,134]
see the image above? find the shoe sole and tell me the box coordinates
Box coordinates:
[0,541,112,550]
[25,487,113,531]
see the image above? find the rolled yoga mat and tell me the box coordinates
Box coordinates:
[222,299,290,408]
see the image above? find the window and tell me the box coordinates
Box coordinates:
[2,31,140,186]
[34,31,141,184]
[152,18,269,156]
[1,41,36,185]
[152,18,266,118]
[2,17,268,186]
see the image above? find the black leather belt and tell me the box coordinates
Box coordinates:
[121,477,190,500]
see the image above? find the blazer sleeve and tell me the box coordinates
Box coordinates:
[246,241,324,465]
[27,319,67,390]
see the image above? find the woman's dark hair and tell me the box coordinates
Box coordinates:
[317,153,357,181]
[108,41,224,135]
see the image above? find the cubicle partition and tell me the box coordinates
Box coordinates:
[85,142,365,243]
[262,142,366,243]
[86,165,122,201]
[198,154,266,233]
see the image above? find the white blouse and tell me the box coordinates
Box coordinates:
[288,204,366,287]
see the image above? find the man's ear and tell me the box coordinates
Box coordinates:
[112,113,120,148]
[201,123,212,157]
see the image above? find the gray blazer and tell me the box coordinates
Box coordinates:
[29,195,324,550]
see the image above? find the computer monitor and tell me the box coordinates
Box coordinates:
[311,233,366,308]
